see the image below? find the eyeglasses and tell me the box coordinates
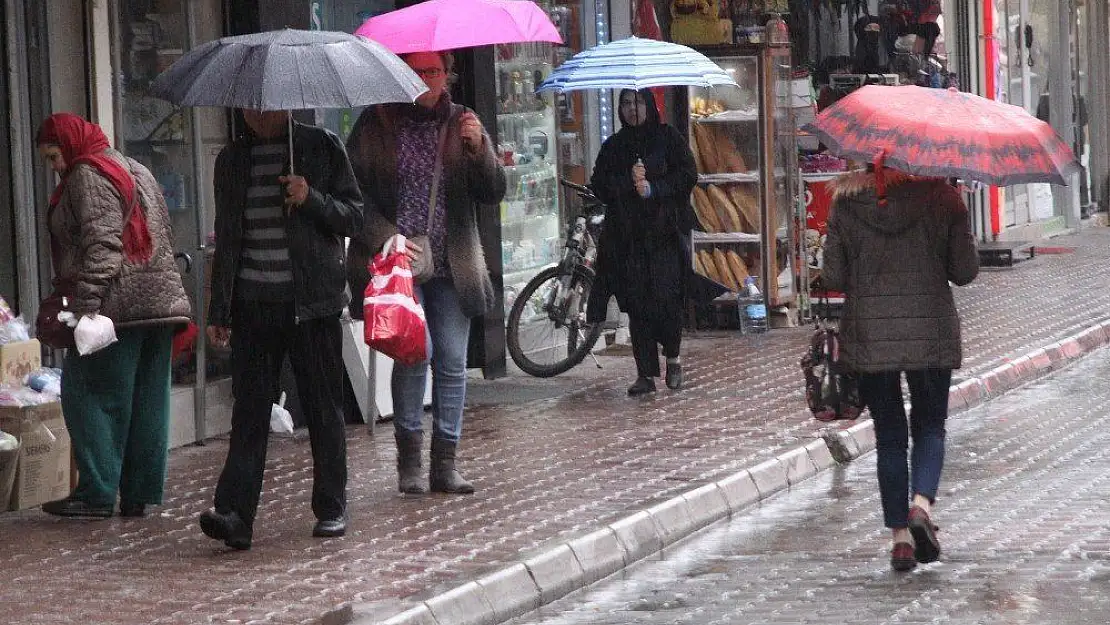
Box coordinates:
[412,68,445,79]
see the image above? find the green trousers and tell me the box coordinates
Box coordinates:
[61,325,173,506]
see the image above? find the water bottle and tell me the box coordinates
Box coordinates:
[738,276,768,336]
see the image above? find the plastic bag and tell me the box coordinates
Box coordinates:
[25,367,62,397]
[74,314,118,356]
[269,391,294,435]
[363,236,428,365]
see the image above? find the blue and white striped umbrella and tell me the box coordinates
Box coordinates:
[536,37,738,93]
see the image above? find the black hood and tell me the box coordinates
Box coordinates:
[617,88,661,128]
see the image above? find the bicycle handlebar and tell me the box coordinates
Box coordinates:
[558,178,593,196]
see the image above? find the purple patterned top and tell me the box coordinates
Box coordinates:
[396,118,449,278]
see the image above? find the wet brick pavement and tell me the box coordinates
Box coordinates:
[507,344,1110,625]
[3,229,1110,625]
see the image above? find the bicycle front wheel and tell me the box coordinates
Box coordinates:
[507,264,604,377]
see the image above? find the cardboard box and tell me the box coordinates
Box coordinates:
[0,402,71,511]
[0,339,42,387]
[0,436,17,511]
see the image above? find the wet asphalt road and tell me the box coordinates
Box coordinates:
[509,349,1110,625]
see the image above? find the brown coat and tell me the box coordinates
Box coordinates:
[821,171,978,372]
[47,150,191,328]
[345,100,506,319]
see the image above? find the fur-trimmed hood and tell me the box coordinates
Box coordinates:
[827,169,946,235]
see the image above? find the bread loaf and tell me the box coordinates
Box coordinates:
[725,250,750,286]
[692,122,720,173]
[711,126,748,173]
[706,184,740,232]
[689,127,706,173]
[727,185,760,233]
[698,250,721,284]
[691,186,721,232]
[712,247,738,291]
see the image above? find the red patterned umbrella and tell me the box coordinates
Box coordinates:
[802,85,1080,186]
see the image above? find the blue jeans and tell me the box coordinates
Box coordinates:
[392,278,471,443]
[859,368,952,529]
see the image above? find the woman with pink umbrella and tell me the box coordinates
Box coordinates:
[346,0,559,495]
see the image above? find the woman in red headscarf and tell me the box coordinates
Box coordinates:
[35,113,191,519]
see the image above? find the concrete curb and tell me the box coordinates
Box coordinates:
[351,318,1110,625]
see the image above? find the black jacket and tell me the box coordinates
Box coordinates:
[208,121,364,326]
[586,90,701,322]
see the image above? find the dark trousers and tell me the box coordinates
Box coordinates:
[214,301,347,533]
[628,308,682,379]
[859,368,952,528]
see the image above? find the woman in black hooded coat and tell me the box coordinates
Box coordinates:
[586,88,699,396]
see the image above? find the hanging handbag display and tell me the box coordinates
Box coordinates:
[801,291,863,422]
[409,123,451,284]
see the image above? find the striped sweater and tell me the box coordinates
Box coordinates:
[235,139,294,301]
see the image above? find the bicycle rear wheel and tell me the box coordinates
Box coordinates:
[507,265,604,377]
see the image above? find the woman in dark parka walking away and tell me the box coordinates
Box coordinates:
[586,88,699,396]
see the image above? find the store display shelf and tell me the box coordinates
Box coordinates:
[504,160,558,174]
[699,172,759,184]
[692,110,760,123]
[691,231,761,244]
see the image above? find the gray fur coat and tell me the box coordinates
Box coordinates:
[345,98,506,319]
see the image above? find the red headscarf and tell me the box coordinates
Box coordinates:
[37,113,153,263]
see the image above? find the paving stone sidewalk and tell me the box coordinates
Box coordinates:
[3,229,1110,625]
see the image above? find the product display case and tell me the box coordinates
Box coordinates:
[493,38,562,317]
[680,43,799,318]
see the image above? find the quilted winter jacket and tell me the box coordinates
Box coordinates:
[821,171,979,373]
[47,149,191,328]
[345,100,506,319]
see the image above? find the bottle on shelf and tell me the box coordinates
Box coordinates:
[738,276,768,336]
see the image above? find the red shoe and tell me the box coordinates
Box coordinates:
[908,506,941,563]
[890,542,916,572]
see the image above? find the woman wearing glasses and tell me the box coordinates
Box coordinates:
[346,51,506,495]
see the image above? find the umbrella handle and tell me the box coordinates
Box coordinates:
[287,112,295,177]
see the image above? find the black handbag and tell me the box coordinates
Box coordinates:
[801,291,863,422]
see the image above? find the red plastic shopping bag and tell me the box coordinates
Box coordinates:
[363,237,428,365]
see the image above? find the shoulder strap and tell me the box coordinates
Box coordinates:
[425,121,451,234]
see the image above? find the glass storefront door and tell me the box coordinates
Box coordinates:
[994,0,1059,228]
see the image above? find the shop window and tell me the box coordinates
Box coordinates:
[114,0,229,386]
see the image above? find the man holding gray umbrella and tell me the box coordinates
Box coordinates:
[148,29,426,550]
[199,108,363,549]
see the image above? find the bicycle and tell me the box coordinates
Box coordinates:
[506,179,606,377]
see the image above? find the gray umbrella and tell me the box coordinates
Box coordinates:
[150,29,427,172]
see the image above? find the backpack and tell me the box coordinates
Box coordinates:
[801,319,863,422]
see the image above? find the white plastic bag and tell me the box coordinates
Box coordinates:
[74,314,118,356]
[269,391,294,435]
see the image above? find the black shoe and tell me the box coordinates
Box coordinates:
[312,516,347,538]
[665,362,683,390]
[908,506,941,563]
[41,497,114,518]
[199,509,252,550]
[119,502,146,518]
[627,377,657,396]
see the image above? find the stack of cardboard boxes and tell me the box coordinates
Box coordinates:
[0,339,71,511]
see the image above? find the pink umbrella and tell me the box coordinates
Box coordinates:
[355,0,562,54]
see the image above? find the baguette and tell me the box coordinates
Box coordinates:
[691,186,721,232]
[693,249,708,277]
[712,247,738,291]
[725,250,750,286]
[698,250,721,284]
[692,122,720,173]
[727,185,760,233]
[712,126,748,173]
[689,126,706,173]
[706,184,740,232]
